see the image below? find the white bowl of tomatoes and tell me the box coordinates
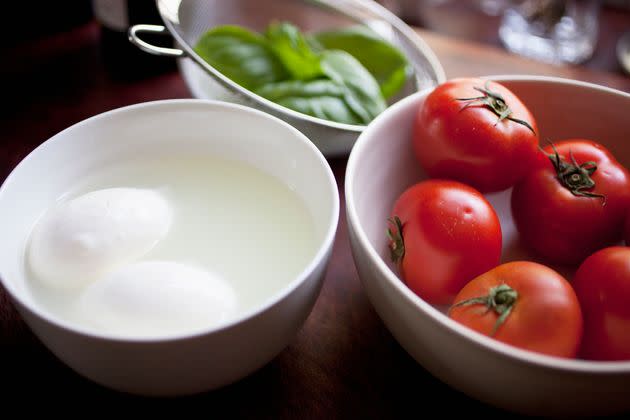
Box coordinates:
[345,75,630,416]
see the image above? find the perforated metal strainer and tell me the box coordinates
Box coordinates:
[130,0,445,156]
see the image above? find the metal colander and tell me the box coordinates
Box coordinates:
[130,0,445,156]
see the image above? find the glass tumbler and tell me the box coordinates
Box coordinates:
[498,0,600,64]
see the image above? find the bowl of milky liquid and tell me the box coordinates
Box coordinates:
[0,99,339,396]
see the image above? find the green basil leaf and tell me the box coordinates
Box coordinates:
[254,80,363,125]
[264,22,323,80]
[320,50,387,124]
[312,26,410,99]
[195,23,391,125]
[194,26,288,90]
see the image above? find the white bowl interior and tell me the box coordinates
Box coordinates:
[346,76,630,414]
[0,99,338,337]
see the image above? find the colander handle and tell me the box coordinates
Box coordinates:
[128,24,185,58]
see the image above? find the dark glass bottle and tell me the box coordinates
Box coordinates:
[93,0,176,80]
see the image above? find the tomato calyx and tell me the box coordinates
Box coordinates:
[450,284,518,336]
[387,216,405,264]
[456,81,535,134]
[547,143,606,204]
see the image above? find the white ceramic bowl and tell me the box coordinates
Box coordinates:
[0,100,339,396]
[345,76,630,416]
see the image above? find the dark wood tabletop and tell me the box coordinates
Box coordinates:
[2,6,630,416]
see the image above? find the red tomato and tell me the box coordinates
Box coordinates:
[625,212,630,246]
[387,179,501,305]
[511,139,630,265]
[413,78,539,193]
[573,246,630,361]
[449,261,582,358]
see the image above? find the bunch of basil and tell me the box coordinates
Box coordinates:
[194,22,410,125]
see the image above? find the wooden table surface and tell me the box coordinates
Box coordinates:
[2,15,630,417]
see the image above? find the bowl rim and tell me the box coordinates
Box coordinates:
[158,0,446,132]
[345,74,630,373]
[0,98,340,343]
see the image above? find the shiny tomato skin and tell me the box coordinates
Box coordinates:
[573,247,630,361]
[511,139,630,265]
[449,261,582,358]
[413,78,539,193]
[389,179,502,305]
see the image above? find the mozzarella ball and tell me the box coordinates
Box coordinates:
[76,260,237,337]
[28,188,172,289]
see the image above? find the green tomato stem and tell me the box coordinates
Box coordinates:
[387,216,405,265]
[456,81,535,134]
[546,142,606,204]
[450,283,518,336]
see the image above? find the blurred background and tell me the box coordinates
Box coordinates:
[2,1,629,76]
[380,0,630,71]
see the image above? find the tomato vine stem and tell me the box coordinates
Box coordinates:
[450,283,518,336]
[546,143,606,204]
[387,216,405,264]
[456,81,535,134]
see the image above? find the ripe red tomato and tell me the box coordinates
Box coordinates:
[625,212,630,246]
[511,139,630,265]
[573,246,630,361]
[387,179,501,305]
[449,261,582,358]
[413,78,539,193]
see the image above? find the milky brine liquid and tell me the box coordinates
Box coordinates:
[25,155,318,333]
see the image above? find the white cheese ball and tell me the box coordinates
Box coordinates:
[28,188,172,289]
[76,260,237,337]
